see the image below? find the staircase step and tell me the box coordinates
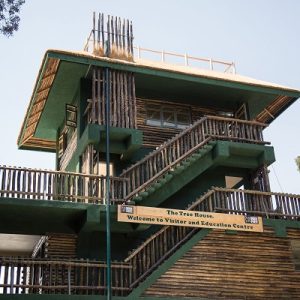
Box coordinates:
[164,173,173,182]
[173,165,185,174]
[132,196,143,202]
[139,191,149,198]
[131,143,215,201]
[147,187,156,194]
[158,178,168,184]
[191,153,202,159]
[182,160,191,167]
[204,144,213,150]
[187,156,197,163]
[153,182,163,189]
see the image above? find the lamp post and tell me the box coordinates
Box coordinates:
[105,67,112,300]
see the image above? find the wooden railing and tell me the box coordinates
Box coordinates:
[123,190,217,287]
[0,166,128,204]
[197,187,300,219]
[125,224,196,288]
[133,46,236,73]
[0,257,131,296]
[121,116,267,202]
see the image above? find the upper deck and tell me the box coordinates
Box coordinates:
[17,48,300,152]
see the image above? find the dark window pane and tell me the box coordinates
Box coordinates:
[177,113,190,129]
[163,111,176,128]
[146,109,161,126]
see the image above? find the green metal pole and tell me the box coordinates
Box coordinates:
[105,67,112,300]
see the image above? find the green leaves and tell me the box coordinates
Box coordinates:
[0,0,25,37]
[296,156,300,172]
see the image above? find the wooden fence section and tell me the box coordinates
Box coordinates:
[0,166,128,204]
[0,258,131,296]
[84,12,134,61]
[120,116,267,202]
[197,187,300,219]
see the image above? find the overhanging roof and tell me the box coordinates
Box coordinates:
[18,49,300,152]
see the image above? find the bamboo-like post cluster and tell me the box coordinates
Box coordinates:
[85,67,137,129]
[85,12,134,61]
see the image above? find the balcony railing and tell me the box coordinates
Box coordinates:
[0,257,131,296]
[195,187,300,220]
[0,166,128,204]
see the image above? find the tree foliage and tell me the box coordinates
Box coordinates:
[0,0,25,37]
[296,156,300,172]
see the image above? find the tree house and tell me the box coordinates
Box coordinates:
[1,13,300,299]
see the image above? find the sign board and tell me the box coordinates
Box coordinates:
[118,205,263,232]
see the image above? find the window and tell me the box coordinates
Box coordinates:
[146,104,191,129]
[65,104,77,128]
[217,111,234,118]
[146,108,161,127]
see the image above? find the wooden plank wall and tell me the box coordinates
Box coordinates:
[136,98,226,148]
[43,234,77,259]
[143,227,300,299]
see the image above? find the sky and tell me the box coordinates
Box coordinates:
[0,0,299,193]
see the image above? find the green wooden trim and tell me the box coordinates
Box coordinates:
[264,219,300,237]
[127,228,211,298]
[18,144,56,153]
[47,51,300,97]
[66,124,142,171]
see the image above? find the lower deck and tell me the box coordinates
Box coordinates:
[1,220,300,299]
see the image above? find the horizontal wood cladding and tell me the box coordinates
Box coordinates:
[136,97,224,148]
[255,95,293,124]
[143,227,300,299]
[44,233,77,258]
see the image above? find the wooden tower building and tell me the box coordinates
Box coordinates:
[1,13,300,299]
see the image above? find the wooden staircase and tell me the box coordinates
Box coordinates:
[123,187,300,290]
[120,115,267,203]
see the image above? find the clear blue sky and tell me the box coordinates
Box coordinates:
[0,0,299,193]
